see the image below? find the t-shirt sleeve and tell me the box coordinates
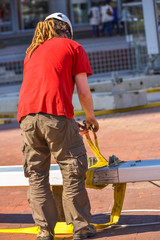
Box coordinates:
[72,45,93,77]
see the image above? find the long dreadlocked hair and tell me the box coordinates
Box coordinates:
[26,19,71,58]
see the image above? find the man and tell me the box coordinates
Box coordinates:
[17,12,99,240]
[100,0,113,36]
[110,1,119,35]
[120,6,133,35]
[88,2,101,38]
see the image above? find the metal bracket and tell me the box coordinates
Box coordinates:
[109,155,120,167]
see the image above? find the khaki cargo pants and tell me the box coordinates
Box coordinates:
[20,113,91,235]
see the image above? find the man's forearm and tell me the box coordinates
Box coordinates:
[78,91,95,120]
[75,72,99,131]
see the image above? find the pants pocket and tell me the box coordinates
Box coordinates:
[21,140,30,177]
[20,120,35,177]
[68,145,88,177]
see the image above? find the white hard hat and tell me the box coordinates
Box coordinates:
[45,12,73,39]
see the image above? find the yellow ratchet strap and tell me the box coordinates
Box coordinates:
[0,131,126,235]
[85,131,108,189]
[85,130,126,229]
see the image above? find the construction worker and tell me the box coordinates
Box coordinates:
[17,12,99,240]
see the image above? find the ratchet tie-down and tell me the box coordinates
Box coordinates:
[0,122,126,236]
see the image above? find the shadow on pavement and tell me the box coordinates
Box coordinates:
[0,213,33,224]
[91,213,160,238]
[0,213,160,237]
[0,121,20,131]
[96,224,160,239]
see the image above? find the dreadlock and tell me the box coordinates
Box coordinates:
[26,19,70,58]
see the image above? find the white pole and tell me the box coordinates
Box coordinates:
[142,0,160,54]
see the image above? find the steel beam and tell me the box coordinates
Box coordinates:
[0,159,160,187]
[93,159,160,185]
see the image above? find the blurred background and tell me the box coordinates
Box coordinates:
[0,0,160,103]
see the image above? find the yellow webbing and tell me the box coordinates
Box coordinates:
[85,131,108,189]
[0,131,126,235]
[85,131,126,229]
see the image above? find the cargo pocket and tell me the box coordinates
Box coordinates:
[20,120,36,146]
[46,120,65,130]
[21,140,30,178]
[20,122,34,178]
[68,145,88,177]
[20,137,25,153]
[20,121,34,132]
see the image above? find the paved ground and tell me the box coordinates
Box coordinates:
[0,106,160,239]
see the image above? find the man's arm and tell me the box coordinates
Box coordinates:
[74,72,99,132]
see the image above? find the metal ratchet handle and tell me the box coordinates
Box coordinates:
[77,121,87,131]
[83,120,93,131]
[77,121,94,132]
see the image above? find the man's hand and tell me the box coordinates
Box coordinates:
[77,118,99,137]
[86,117,99,132]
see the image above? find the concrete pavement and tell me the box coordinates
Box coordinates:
[0,106,160,239]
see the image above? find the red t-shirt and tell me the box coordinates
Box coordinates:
[17,38,92,123]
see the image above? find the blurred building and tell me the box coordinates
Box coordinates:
[0,0,94,45]
[1,0,160,84]
[0,0,149,46]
